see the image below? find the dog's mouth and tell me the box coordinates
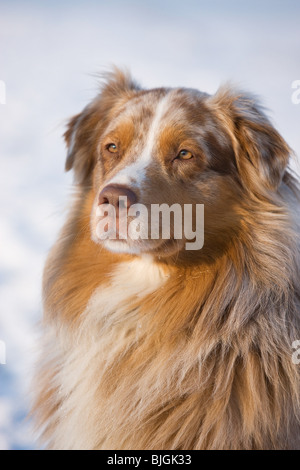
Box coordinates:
[93,210,174,254]
[98,233,186,257]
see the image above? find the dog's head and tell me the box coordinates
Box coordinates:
[64,69,291,261]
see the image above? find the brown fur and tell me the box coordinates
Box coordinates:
[33,69,300,449]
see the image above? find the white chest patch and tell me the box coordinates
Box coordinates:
[86,255,168,319]
[48,257,169,449]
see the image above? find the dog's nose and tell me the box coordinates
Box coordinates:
[98,185,137,213]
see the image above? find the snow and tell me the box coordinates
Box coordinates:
[0,0,299,450]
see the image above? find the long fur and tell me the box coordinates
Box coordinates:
[33,69,300,450]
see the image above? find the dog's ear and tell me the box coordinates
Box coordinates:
[64,68,140,185]
[208,87,291,193]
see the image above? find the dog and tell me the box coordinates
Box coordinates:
[34,68,300,450]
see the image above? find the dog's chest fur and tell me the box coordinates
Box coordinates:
[47,257,169,450]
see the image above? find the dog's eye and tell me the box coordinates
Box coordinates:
[177,149,193,160]
[106,143,118,153]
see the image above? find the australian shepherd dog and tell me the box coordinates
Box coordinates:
[34,69,300,450]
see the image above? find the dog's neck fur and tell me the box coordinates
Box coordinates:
[36,178,300,450]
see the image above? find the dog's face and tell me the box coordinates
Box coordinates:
[65,70,290,261]
[92,87,239,258]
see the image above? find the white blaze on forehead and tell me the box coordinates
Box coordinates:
[107,91,174,188]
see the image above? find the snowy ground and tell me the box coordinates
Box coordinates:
[0,0,299,450]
